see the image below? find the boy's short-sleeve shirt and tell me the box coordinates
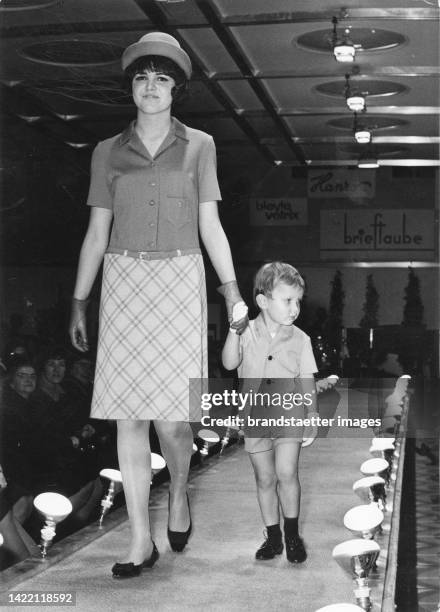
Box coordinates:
[237,314,318,391]
[86,117,221,252]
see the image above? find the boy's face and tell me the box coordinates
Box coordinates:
[259,282,303,327]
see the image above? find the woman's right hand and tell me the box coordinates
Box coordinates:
[70,298,89,352]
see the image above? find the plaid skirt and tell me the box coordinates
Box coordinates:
[90,252,207,421]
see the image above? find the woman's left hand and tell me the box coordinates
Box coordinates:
[217,281,249,334]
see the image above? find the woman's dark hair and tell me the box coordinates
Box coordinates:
[36,345,67,372]
[6,355,36,379]
[123,55,188,103]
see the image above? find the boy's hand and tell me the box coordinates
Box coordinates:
[229,301,249,335]
[316,375,339,393]
[302,411,319,447]
[217,281,249,334]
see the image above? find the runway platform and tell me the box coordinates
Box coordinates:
[1,388,400,612]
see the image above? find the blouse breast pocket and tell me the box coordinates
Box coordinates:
[164,171,191,228]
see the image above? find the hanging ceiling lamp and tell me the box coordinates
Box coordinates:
[332,17,356,63]
[353,113,372,144]
[345,74,366,112]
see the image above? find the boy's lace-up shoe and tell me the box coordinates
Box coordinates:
[255,531,283,560]
[285,535,307,563]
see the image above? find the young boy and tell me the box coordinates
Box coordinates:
[222,262,319,563]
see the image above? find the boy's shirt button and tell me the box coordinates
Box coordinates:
[268,355,273,360]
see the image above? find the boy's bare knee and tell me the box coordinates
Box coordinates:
[277,470,298,485]
[256,473,277,490]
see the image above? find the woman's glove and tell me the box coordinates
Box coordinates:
[217,280,249,335]
[69,297,89,352]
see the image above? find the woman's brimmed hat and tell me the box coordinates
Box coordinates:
[121,31,192,78]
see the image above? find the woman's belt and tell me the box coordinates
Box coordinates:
[105,246,201,261]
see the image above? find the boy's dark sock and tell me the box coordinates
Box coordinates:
[267,523,282,544]
[283,517,299,539]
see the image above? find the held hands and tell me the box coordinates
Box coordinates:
[69,297,89,352]
[217,280,249,335]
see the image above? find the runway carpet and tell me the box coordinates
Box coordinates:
[1,388,396,612]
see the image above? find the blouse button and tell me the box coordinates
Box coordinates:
[149,222,155,227]
[149,200,155,206]
[268,355,273,360]
[150,182,156,187]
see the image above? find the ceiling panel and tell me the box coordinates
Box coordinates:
[0,0,438,171]
[179,27,238,73]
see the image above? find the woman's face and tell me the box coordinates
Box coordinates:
[132,70,175,116]
[43,358,66,385]
[11,366,37,399]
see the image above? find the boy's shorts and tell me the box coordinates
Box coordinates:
[245,436,302,454]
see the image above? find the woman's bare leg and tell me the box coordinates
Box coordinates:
[154,420,192,531]
[117,419,153,563]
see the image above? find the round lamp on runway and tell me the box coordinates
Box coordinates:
[33,492,73,558]
[370,437,395,454]
[197,428,220,457]
[360,457,389,482]
[332,538,380,611]
[353,476,386,511]
[369,437,395,470]
[98,468,123,529]
[343,504,384,540]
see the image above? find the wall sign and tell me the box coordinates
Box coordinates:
[320,210,436,260]
[249,197,307,226]
[308,168,375,199]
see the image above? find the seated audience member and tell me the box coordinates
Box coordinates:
[27,347,105,534]
[62,353,94,430]
[30,347,81,494]
[0,357,37,524]
[63,352,118,477]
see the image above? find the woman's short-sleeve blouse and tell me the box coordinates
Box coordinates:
[86,117,221,252]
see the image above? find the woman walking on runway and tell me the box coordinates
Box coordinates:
[69,32,247,578]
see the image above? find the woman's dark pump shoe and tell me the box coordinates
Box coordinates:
[111,543,159,578]
[167,493,192,552]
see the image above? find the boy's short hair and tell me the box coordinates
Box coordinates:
[253,261,305,304]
